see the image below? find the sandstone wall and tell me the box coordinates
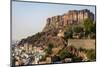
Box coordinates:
[68,39,95,50]
[43,9,94,32]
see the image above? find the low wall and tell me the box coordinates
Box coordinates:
[68,39,96,50]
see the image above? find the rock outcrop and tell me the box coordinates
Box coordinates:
[17,9,94,49]
[43,9,94,32]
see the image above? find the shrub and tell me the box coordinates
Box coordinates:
[86,49,96,61]
[72,56,82,62]
[59,49,72,60]
[45,43,54,54]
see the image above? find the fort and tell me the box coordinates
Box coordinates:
[43,9,94,32]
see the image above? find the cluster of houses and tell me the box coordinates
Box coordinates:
[13,43,46,65]
[12,41,89,66]
[13,42,79,66]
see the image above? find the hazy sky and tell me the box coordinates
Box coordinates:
[12,1,95,41]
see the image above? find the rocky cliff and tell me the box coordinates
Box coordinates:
[43,9,94,32]
[17,9,94,48]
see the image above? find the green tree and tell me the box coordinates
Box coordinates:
[86,49,96,61]
[59,49,72,60]
[64,31,72,39]
[91,23,96,33]
[64,25,73,38]
[72,56,82,62]
[83,18,94,36]
[72,26,83,33]
[45,43,54,54]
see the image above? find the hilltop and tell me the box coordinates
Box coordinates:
[13,9,96,66]
[17,9,95,47]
